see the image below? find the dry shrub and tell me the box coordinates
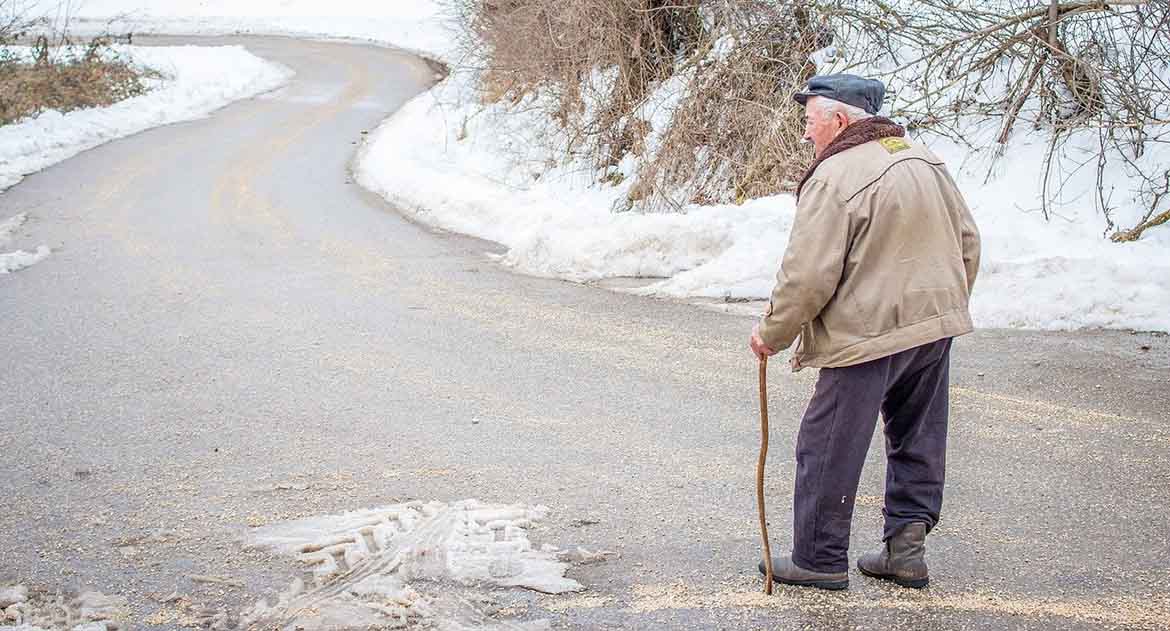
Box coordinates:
[634,2,827,210]
[0,37,151,125]
[455,0,705,176]
[455,0,830,212]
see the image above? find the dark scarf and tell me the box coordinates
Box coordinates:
[796,116,906,199]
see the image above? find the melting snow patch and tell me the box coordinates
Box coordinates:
[242,500,584,630]
[0,213,50,274]
[0,585,126,631]
[0,213,25,243]
[0,247,51,274]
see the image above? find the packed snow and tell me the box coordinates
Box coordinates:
[243,500,583,630]
[2,501,590,630]
[0,44,292,193]
[11,1,1169,332]
[0,584,126,631]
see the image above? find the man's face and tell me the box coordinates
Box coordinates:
[803,97,848,158]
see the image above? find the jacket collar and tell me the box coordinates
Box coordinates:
[796,117,906,200]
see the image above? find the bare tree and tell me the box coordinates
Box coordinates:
[1,0,30,42]
[820,0,1170,238]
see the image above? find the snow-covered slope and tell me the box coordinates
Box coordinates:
[357,66,1170,332]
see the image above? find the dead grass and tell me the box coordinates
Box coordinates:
[0,38,153,125]
[461,0,702,172]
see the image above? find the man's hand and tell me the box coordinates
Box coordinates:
[750,324,778,360]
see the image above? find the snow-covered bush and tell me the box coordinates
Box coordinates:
[0,1,153,126]
[453,0,1169,240]
[452,0,829,211]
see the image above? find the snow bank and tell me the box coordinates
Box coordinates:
[0,44,291,193]
[356,64,1170,333]
[23,0,455,63]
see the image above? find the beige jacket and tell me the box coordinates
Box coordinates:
[759,137,981,370]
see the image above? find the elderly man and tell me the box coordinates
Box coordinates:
[750,74,981,590]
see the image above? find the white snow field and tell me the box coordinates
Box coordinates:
[12,1,1169,332]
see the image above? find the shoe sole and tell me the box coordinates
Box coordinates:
[857,565,929,589]
[775,577,849,590]
[758,564,848,590]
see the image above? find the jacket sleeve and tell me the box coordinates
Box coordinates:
[959,201,981,295]
[942,168,981,294]
[758,177,850,352]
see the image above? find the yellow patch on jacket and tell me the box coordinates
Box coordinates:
[879,137,911,154]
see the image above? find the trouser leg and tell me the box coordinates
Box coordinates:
[880,339,952,540]
[791,360,887,573]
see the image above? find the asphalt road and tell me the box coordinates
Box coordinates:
[1,37,1168,631]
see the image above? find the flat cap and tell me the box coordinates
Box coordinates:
[793,74,886,115]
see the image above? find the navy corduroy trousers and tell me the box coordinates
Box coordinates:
[791,337,952,574]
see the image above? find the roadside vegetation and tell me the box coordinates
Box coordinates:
[0,2,151,126]
[454,0,1170,240]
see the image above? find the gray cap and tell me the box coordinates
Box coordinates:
[793,74,886,115]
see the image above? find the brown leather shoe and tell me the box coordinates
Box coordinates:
[758,555,849,590]
[857,522,930,588]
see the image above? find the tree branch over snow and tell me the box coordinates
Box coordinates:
[821,0,1170,239]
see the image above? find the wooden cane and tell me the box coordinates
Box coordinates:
[757,356,774,595]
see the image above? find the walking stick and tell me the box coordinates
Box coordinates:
[757,356,774,595]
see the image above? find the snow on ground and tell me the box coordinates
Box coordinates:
[357,65,1170,333]
[0,213,50,273]
[3,500,593,630]
[242,500,585,630]
[22,0,456,63]
[0,44,292,193]
[12,1,1168,331]
[0,584,126,631]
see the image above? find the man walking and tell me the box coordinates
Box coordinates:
[749,74,981,590]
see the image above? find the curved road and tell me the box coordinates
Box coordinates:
[1,37,1168,630]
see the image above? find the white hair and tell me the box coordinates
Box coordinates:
[811,97,874,123]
